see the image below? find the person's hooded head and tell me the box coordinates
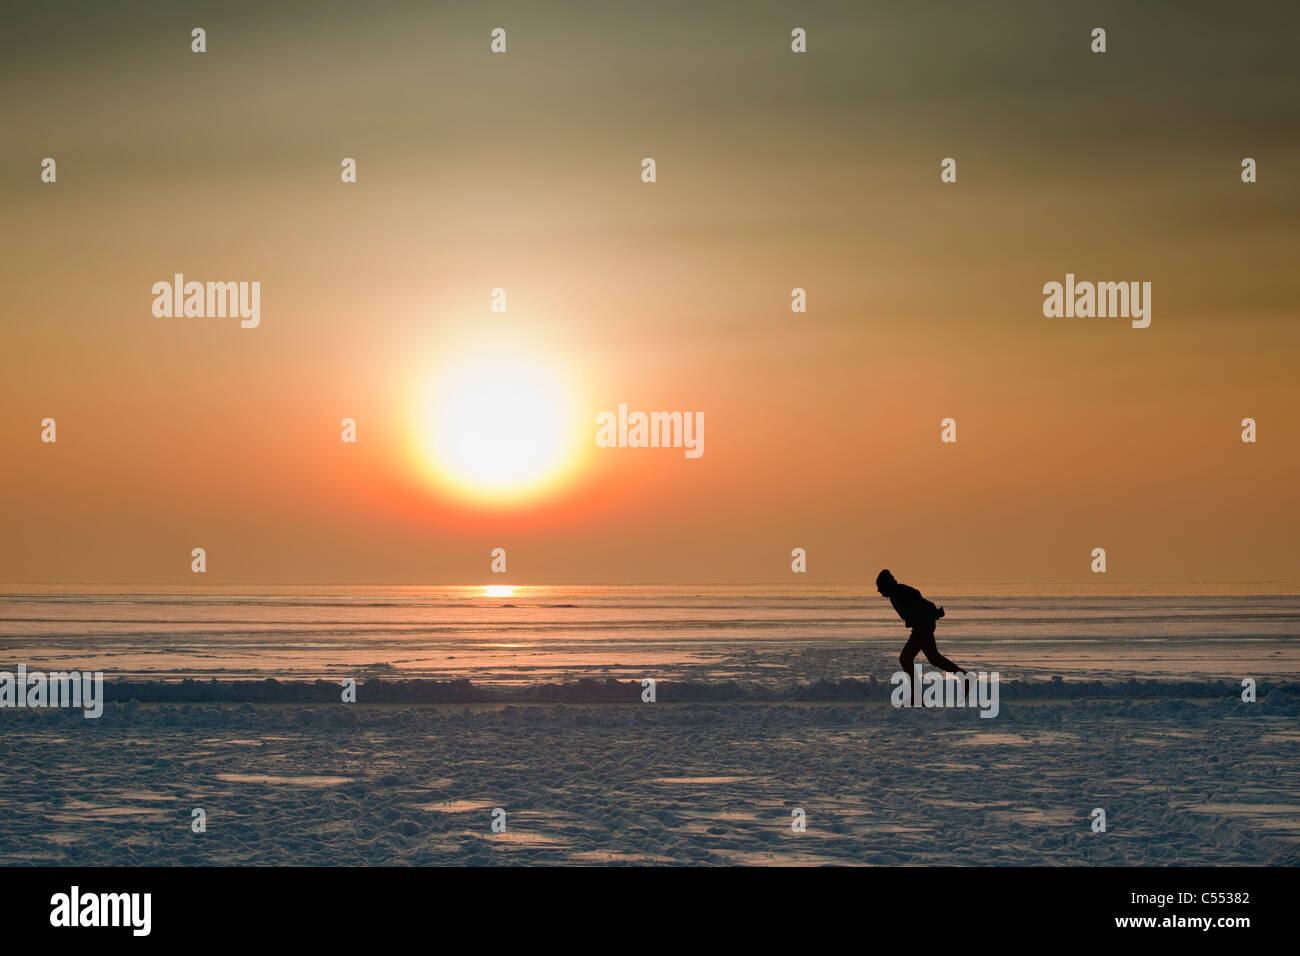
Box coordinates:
[875,569,896,597]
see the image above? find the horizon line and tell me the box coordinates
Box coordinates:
[3,581,1299,594]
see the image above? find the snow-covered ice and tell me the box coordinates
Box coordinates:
[1,685,1295,865]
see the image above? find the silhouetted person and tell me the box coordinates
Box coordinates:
[876,569,965,704]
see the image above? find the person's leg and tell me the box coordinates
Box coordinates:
[899,630,924,705]
[918,629,964,674]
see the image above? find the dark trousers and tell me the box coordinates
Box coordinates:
[899,626,963,704]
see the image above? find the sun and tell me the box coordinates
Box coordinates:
[413,347,584,505]
[482,585,515,598]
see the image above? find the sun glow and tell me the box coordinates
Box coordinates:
[482,585,515,598]
[413,347,585,505]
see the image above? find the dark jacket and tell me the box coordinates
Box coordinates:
[889,583,942,630]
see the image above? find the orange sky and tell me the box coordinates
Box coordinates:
[2,1,1298,587]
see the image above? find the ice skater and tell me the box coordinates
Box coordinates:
[876,569,966,704]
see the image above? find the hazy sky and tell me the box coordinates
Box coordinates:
[2,1,1298,587]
